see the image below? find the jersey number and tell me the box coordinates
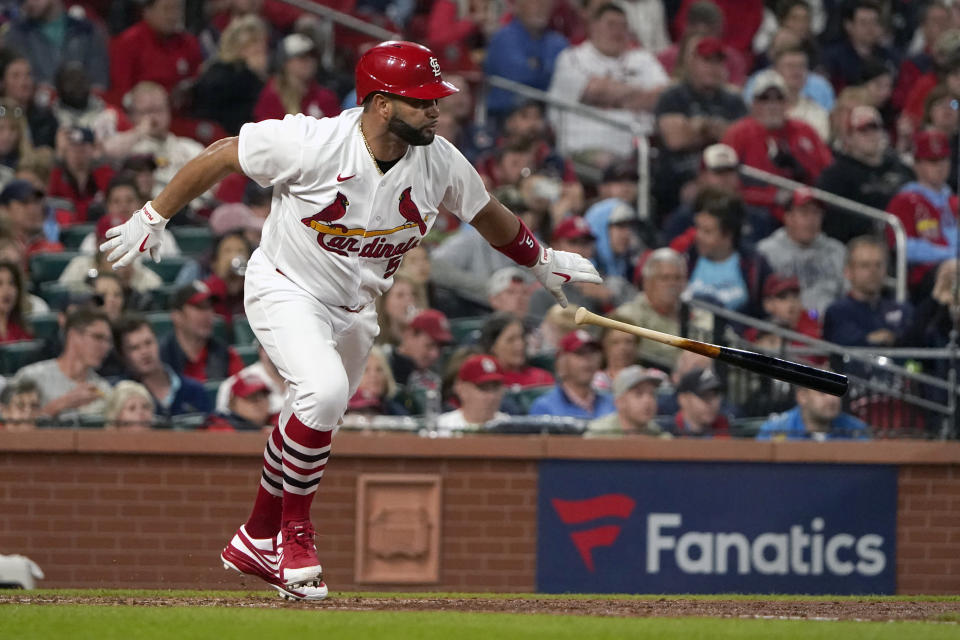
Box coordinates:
[384,256,403,278]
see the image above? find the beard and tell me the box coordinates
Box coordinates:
[388,115,435,146]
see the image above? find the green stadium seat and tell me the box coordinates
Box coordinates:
[149,283,181,310]
[170,412,208,431]
[504,385,552,415]
[528,354,555,373]
[37,282,74,310]
[77,414,107,429]
[212,315,228,343]
[28,312,60,342]
[0,340,46,375]
[59,224,95,251]
[235,344,258,365]
[232,314,255,345]
[145,311,173,339]
[29,252,80,285]
[449,316,487,344]
[143,256,188,283]
[171,226,214,256]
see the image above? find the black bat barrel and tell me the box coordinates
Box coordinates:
[716,347,848,397]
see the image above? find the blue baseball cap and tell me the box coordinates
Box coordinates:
[0,179,43,205]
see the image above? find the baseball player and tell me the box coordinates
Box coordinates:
[100,41,601,600]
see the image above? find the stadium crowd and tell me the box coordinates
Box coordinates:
[0,0,954,440]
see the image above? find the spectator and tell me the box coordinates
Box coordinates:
[653,35,747,213]
[344,346,407,418]
[0,53,58,148]
[396,245,436,310]
[892,1,950,111]
[0,99,33,172]
[587,365,667,437]
[206,373,272,432]
[193,15,269,136]
[116,313,210,419]
[823,236,913,348]
[664,367,731,437]
[478,312,554,390]
[757,385,870,440]
[672,0,763,59]
[547,2,668,166]
[108,0,203,103]
[425,0,498,72]
[484,0,568,121]
[78,176,180,257]
[0,179,63,257]
[746,273,821,347]
[0,377,41,430]
[903,259,960,397]
[753,1,823,74]
[12,307,112,420]
[816,105,914,243]
[160,281,245,383]
[585,200,647,282]
[0,261,32,343]
[0,228,49,316]
[661,143,777,249]
[658,2,748,86]
[51,62,106,131]
[722,70,832,218]
[886,129,958,290]
[203,231,252,323]
[924,84,960,193]
[529,302,578,358]
[104,380,155,430]
[616,247,713,370]
[375,273,420,347]
[90,272,125,324]
[3,0,109,89]
[253,34,340,122]
[756,187,845,314]
[46,127,113,224]
[216,344,286,423]
[436,354,509,434]
[389,308,451,403]
[683,187,771,314]
[900,31,960,137]
[822,0,898,93]
[857,58,896,132]
[591,315,641,393]
[529,329,615,419]
[209,203,264,249]
[767,42,830,140]
[486,267,534,318]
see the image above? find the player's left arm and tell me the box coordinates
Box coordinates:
[470,195,602,308]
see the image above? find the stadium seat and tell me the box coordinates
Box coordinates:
[28,312,60,342]
[528,354,556,373]
[0,340,46,375]
[235,344,258,366]
[449,316,486,344]
[170,226,214,256]
[77,414,107,429]
[37,282,74,310]
[232,314,255,345]
[149,284,181,309]
[170,412,208,431]
[145,312,173,339]
[59,224,95,251]
[143,256,188,283]
[29,252,80,285]
[504,385,552,415]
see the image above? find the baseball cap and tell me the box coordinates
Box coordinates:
[608,202,638,225]
[702,143,739,171]
[751,70,787,101]
[915,129,951,161]
[559,329,601,354]
[551,216,595,243]
[487,266,529,298]
[612,365,664,398]
[210,203,265,236]
[847,105,882,132]
[231,374,270,399]
[762,273,801,298]
[694,36,726,60]
[172,281,216,309]
[457,354,505,385]
[409,309,453,344]
[0,179,43,205]
[677,368,723,397]
[790,186,822,210]
[282,33,316,59]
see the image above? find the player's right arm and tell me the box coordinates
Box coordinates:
[99,137,242,268]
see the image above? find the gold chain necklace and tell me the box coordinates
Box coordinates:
[359,122,383,176]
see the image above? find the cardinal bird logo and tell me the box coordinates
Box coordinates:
[302,191,349,226]
[398,187,426,235]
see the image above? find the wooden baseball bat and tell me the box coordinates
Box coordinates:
[574,307,848,397]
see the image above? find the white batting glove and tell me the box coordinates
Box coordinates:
[529,247,603,308]
[98,201,168,269]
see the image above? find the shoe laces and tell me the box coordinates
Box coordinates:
[282,521,317,560]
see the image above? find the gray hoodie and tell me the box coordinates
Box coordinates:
[756,228,845,314]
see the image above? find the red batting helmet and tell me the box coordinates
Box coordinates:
[355,41,459,105]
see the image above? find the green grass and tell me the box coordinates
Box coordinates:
[3,606,958,640]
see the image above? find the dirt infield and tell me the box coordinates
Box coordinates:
[2,593,959,622]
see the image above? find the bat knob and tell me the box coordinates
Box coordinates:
[574,307,590,325]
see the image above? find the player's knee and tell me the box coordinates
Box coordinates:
[291,371,350,429]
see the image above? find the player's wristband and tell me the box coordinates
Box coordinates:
[494,218,541,267]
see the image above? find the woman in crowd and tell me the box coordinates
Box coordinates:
[345,347,408,417]
[253,33,340,122]
[105,381,156,430]
[478,312,554,390]
[0,52,57,148]
[0,260,32,343]
[592,318,642,394]
[375,273,419,347]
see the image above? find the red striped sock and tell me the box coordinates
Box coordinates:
[244,426,284,539]
[280,413,332,524]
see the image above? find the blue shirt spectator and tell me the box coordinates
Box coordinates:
[821,2,899,92]
[757,386,870,441]
[529,329,615,420]
[529,385,615,420]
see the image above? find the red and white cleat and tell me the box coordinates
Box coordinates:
[277,519,324,587]
[221,525,328,601]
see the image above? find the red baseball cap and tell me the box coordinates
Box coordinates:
[551,216,595,243]
[791,186,823,210]
[410,309,453,344]
[172,281,216,309]
[231,374,270,399]
[695,37,726,60]
[763,273,801,298]
[915,129,951,161]
[559,329,601,354]
[458,354,505,385]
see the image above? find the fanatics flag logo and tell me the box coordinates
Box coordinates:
[551,494,636,572]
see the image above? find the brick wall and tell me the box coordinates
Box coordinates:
[897,465,960,594]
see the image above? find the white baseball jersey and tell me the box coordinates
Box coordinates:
[238,107,490,308]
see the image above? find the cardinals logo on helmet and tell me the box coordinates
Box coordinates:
[398,187,426,235]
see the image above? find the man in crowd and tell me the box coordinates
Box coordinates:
[0,179,62,258]
[529,329,615,419]
[665,367,731,438]
[159,282,245,383]
[47,126,114,224]
[437,354,509,434]
[757,385,870,440]
[0,378,42,431]
[757,187,846,315]
[816,105,914,243]
[116,313,211,420]
[587,365,667,437]
[822,0,899,92]
[722,70,832,219]
[389,309,452,408]
[548,2,668,166]
[13,307,113,420]
[487,267,533,318]
[206,373,273,432]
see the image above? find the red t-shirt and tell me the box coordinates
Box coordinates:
[109,21,203,104]
[0,320,32,344]
[183,344,245,383]
[253,78,342,123]
[47,165,115,225]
